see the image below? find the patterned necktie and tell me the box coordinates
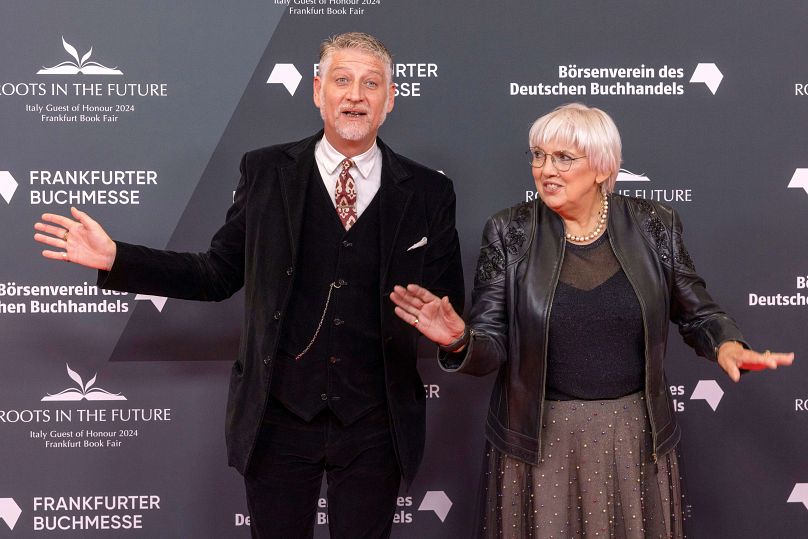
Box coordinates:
[335,158,357,230]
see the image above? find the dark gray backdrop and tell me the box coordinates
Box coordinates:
[2,1,807,537]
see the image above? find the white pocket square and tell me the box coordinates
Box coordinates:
[407,237,428,251]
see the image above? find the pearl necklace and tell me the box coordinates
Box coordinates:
[565,192,608,243]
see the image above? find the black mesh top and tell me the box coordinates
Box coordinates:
[545,231,645,401]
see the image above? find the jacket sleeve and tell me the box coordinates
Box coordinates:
[420,179,465,312]
[667,207,748,360]
[96,152,250,301]
[439,213,510,375]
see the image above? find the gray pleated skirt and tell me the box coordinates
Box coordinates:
[476,392,688,538]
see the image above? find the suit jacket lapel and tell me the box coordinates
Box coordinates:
[377,138,413,286]
[279,132,320,261]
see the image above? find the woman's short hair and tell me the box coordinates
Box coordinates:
[319,32,394,84]
[528,103,622,193]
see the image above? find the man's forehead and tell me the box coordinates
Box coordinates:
[326,49,387,75]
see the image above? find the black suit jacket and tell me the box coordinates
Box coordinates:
[99,131,465,486]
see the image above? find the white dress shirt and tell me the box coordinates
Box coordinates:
[314,136,382,219]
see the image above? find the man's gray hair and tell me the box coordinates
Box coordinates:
[318,32,394,83]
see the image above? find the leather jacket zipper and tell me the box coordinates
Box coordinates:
[537,228,566,462]
[608,231,658,463]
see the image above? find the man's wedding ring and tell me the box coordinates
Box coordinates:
[62,230,69,241]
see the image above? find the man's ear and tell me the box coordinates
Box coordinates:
[386,82,396,113]
[313,77,322,108]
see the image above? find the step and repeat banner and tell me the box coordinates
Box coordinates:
[2,1,807,537]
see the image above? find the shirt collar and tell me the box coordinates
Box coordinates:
[315,135,381,180]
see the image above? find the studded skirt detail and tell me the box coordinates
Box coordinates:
[476,392,687,538]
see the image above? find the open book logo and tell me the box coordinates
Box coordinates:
[615,168,651,183]
[37,37,123,76]
[41,364,127,401]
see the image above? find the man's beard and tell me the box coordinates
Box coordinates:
[320,88,388,142]
[334,111,386,141]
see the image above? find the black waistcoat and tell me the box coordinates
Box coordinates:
[270,168,385,424]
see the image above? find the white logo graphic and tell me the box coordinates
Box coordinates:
[689,63,723,94]
[38,37,122,76]
[690,380,723,411]
[267,64,302,96]
[616,168,651,183]
[42,364,126,402]
[788,169,808,196]
[417,491,452,522]
[134,294,167,312]
[788,483,808,510]
[0,498,22,530]
[0,171,18,203]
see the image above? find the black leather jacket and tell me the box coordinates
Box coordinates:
[441,194,746,464]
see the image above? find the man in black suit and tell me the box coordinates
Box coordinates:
[34,32,464,539]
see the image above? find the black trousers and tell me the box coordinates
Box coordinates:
[244,397,401,539]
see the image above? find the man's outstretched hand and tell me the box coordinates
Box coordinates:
[34,207,116,271]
